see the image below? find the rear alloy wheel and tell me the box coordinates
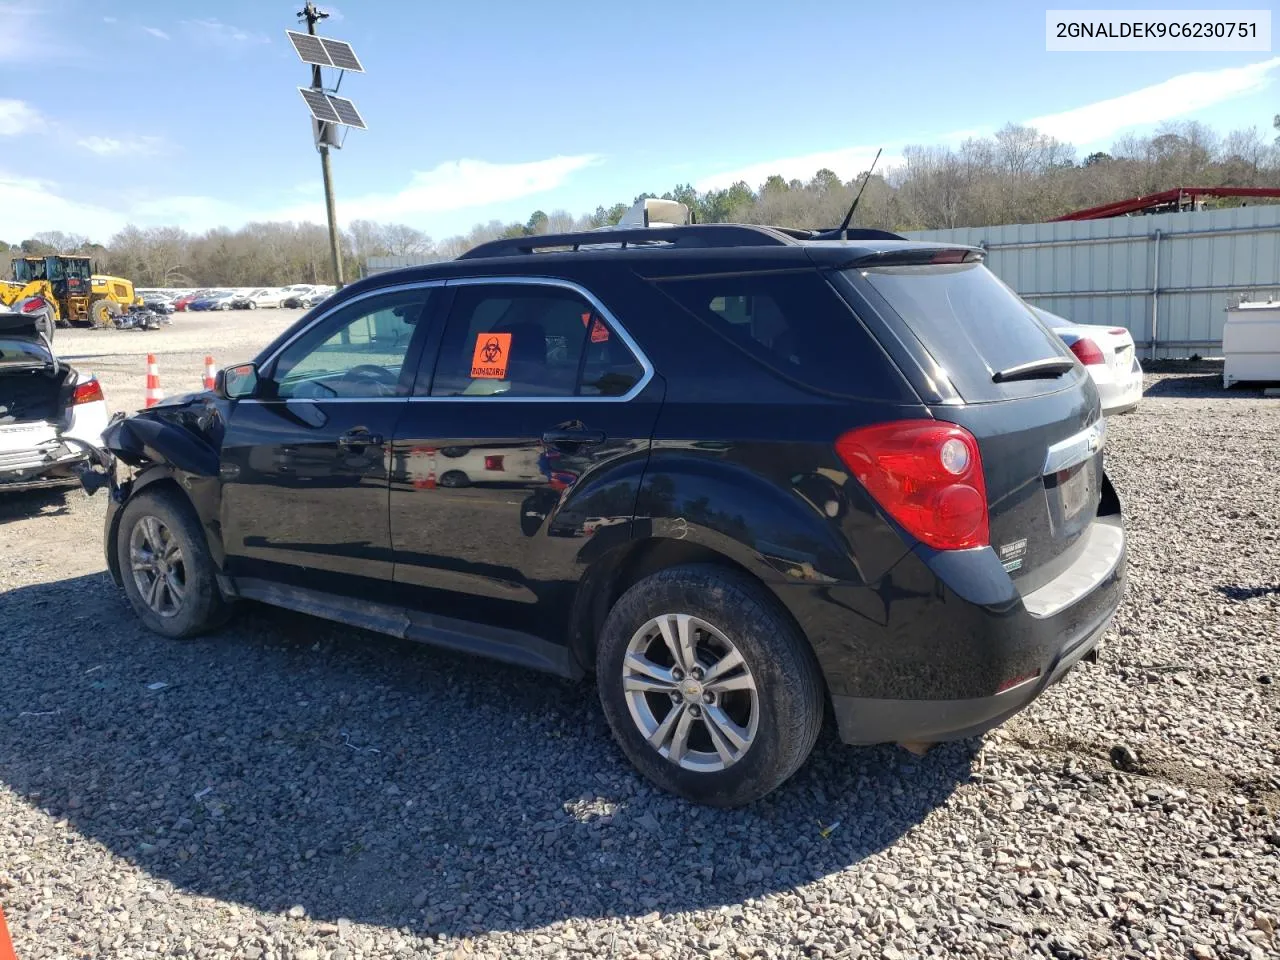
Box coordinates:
[622,614,759,772]
[247,301,258,309]
[597,564,824,807]
[116,488,234,638]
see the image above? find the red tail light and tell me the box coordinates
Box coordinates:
[835,420,989,550]
[1069,338,1106,365]
[1108,328,1128,336]
[20,297,46,313]
[72,379,104,405]
[484,455,504,471]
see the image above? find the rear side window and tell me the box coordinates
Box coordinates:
[652,270,902,399]
[427,284,646,398]
[855,263,1069,399]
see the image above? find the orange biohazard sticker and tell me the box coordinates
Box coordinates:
[582,311,610,344]
[471,332,511,379]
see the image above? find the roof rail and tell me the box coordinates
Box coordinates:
[458,224,799,260]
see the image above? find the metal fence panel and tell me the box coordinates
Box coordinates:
[905,205,1280,357]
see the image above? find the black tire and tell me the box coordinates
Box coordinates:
[247,301,257,310]
[88,298,119,328]
[596,563,824,807]
[115,487,234,639]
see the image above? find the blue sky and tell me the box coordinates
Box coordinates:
[1,0,1277,243]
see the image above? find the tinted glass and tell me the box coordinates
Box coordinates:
[653,270,899,398]
[270,289,429,399]
[428,284,644,398]
[857,263,1068,389]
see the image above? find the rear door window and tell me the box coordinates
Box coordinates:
[853,262,1071,400]
[651,270,908,400]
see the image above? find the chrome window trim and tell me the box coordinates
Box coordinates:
[412,275,654,404]
[250,275,654,405]
[1042,419,1106,475]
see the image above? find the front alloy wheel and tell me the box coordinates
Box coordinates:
[622,613,759,771]
[129,516,187,617]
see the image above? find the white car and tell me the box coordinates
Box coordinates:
[1031,307,1143,414]
[1,310,109,492]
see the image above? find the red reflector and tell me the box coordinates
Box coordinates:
[72,378,104,405]
[1108,328,1128,336]
[1069,338,1106,365]
[996,670,1042,694]
[20,297,45,313]
[484,455,504,471]
[835,420,989,550]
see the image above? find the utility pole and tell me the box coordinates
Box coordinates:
[300,2,344,289]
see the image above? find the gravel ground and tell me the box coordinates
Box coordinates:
[1,368,1277,960]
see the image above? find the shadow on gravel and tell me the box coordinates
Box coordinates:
[1217,583,1280,601]
[0,573,972,935]
[1142,374,1275,399]
[0,485,74,523]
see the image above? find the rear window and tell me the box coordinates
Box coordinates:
[854,262,1070,399]
[0,337,52,366]
[652,270,907,400]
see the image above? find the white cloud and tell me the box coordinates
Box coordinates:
[0,99,42,136]
[1028,57,1280,145]
[696,146,901,192]
[693,58,1280,192]
[0,3,68,61]
[0,171,124,242]
[2,153,600,242]
[271,154,604,225]
[180,18,270,48]
[76,135,166,157]
[143,26,170,40]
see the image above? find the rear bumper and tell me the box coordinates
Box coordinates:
[832,603,1112,745]
[1094,360,1144,415]
[0,443,89,491]
[821,511,1126,746]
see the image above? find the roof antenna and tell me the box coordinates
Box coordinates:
[836,148,882,240]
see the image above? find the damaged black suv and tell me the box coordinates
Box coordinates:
[86,223,1126,806]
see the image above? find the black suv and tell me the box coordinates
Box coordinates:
[86,224,1125,807]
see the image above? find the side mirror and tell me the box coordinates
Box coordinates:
[218,362,259,400]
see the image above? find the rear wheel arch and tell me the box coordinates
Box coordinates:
[569,536,813,676]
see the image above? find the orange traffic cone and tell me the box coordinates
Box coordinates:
[0,904,17,960]
[203,355,216,391]
[144,353,164,408]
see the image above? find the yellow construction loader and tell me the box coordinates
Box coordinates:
[1,255,141,333]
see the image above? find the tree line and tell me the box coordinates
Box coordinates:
[4,120,1278,287]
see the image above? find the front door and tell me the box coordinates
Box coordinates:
[390,278,663,651]
[219,286,438,601]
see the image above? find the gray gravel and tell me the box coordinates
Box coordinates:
[1,370,1278,959]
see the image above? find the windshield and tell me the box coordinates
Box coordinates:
[12,259,41,283]
[63,258,91,280]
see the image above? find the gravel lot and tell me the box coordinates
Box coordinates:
[2,337,1278,959]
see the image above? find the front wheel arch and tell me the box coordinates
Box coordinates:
[105,472,191,587]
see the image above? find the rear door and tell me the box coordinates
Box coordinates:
[836,259,1106,591]
[389,277,663,649]
[218,285,439,601]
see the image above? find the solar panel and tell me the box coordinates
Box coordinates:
[326,93,367,129]
[298,87,341,123]
[286,30,332,67]
[320,36,364,72]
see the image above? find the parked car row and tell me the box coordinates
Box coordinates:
[134,285,336,313]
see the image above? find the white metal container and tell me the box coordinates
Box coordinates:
[1223,301,1280,388]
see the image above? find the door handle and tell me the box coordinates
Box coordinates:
[542,428,605,447]
[338,429,383,449]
